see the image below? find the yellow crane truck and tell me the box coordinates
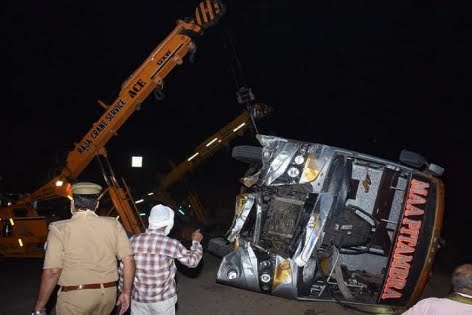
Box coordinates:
[0,0,224,258]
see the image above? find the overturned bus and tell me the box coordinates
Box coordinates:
[216,135,445,313]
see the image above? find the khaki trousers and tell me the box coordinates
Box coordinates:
[56,286,117,315]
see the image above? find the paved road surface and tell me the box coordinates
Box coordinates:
[0,252,450,315]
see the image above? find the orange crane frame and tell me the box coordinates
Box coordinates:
[0,1,224,257]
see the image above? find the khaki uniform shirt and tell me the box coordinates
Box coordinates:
[44,210,133,286]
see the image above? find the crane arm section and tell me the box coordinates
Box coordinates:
[159,111,251,191]
[157,101,271,192]
[22,1,224,204]
[152,111,252,226]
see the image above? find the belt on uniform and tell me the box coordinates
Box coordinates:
[447,293,472,305]
[61,281,116,292]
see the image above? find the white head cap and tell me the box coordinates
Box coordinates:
[148,204,174,235]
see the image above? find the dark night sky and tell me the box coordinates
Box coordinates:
[1,1,471,264]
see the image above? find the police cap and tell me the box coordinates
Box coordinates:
[71,182,102,195]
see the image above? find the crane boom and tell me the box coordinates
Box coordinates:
[151,111,252,228]
[160,111,251,191]
[22,1,224,204]
[148,101,271,227]
[0,1,225,257]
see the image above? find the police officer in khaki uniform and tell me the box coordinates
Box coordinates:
[33,182,135,315]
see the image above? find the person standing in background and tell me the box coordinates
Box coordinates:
[402,264,472,314]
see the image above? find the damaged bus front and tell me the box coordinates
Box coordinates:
[216,135,445,312]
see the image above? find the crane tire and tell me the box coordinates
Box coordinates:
[232,146,263,164]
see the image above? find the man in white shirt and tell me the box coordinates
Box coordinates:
[402,264,472,314]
